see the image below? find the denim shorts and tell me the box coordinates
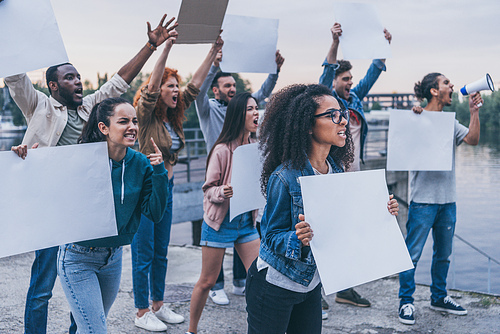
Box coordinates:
[201,211,259,248]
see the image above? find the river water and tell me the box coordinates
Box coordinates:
[415,135,500,295]
[2,131,499,295]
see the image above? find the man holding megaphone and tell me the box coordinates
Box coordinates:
[397,72,482,325]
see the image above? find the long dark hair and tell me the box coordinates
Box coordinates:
[259,84,354,195]
[206,92,257,169]
[79,97,130,143]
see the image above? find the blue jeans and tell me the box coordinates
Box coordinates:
[246,260,322,334]
[24,247,58,334]
[399,202,456,305]
[58,244,123,334]
[131,176,174,309]
[24,246,77,334]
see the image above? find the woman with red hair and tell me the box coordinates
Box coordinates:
[131,30,223,332]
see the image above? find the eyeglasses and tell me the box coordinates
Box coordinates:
[314,108,350,124]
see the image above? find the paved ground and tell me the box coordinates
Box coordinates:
[1,221,499,333]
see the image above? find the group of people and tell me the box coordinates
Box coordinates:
[5,11,483,334]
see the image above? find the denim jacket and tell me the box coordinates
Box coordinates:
[259,155,343,286]
[319,59,386,162]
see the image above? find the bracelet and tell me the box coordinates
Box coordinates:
[146,41,157,51]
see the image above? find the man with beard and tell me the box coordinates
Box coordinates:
[398,73,482,325]
[318,22,391,311]
[194,49,284,306]
[4,15,176,334]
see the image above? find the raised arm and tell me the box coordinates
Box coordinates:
[319,23,342,89]
[4,74,46,121]
[189,35,224,89]
[351,28,391,100]
[148,30,178,92]
[117,14,178,85]
[326,23,342,64]
[251,50,284,103]
[194,55,220,120]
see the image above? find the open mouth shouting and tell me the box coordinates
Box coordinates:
[74,87,83,99]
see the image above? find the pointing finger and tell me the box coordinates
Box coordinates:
[150,137,161,154]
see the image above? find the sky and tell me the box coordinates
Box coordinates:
[3,0,500,95]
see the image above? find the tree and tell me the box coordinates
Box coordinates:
[445,91,499,138]
[370,101,382,110]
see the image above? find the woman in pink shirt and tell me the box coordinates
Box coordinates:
[187,92,261,334]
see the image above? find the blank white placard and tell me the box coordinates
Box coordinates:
[230,143,266,221]
[387,109,456,171]
[332,2,391,60]
[299,169,413,295]
[0,0,68,78]
[0,143,117,258]
[220,15,279,74]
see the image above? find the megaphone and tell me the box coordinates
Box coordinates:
[460,74,494,107]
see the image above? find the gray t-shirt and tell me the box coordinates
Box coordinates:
[56,109,85,146]
[410,119,469,204]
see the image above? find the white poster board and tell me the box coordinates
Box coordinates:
[387,110,456,171]
[230,143,266,221]
[0,143,117,258]
[299,169,413,295]
[220,15,279,74]
[0,0,68,78]
[332,2,391,60]
[175,0,229,44]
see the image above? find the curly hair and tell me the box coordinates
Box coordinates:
[414,72,442,102]
[133,68,186,133]
[335,60,353,79]
[259,84,354,195]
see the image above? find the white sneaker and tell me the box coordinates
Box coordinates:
[209,288,229,305]
[232,285,245,296]
[135,311,168,332]
[154,305,185,324]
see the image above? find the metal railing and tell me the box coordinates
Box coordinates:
[175,128,207,182]
[363,125,388,160]
[396,195,500,295]
[451,234,500,294]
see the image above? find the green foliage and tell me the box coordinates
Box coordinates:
[370,101,382,110]
[444,91,500,134]
[82,71,148,105]
[122,72,148,104]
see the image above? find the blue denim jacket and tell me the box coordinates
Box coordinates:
[319,59,386,162]
[259,155,343,286]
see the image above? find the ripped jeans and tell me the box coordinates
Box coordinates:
[399,202,456,305]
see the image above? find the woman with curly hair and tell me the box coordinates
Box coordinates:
[186,92,261,334]
[246,84,399,333]
[131,30,223,331]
